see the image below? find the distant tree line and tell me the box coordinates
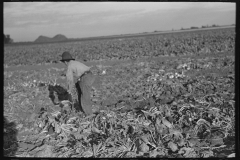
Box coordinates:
[4,34,13,44]
[181,24,221,30]
[201,24,220,28]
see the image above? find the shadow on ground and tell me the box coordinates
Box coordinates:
[48,84,70,104]
[48,84,84,112]
[4,116,18,157]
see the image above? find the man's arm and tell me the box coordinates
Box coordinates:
[66,67,74,95]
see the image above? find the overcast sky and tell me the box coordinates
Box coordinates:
[4,2,236,42]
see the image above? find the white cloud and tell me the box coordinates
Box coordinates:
[201,2,235,10]
[3,2,189,19]
[4,2,235,25]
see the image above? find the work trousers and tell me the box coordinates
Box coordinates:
[75,71,96,115]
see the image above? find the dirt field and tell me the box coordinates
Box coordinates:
[4,48,235,158]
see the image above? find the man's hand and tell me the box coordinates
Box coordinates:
[68,93,73,103]
[67,89,74,102]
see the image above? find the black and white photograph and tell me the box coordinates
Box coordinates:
[4,2,236,158]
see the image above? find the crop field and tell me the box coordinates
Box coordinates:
[4,27,236,158]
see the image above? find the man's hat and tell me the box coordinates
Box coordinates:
[60,51,75,62]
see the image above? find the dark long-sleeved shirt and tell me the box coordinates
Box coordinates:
[66,60,90,94]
